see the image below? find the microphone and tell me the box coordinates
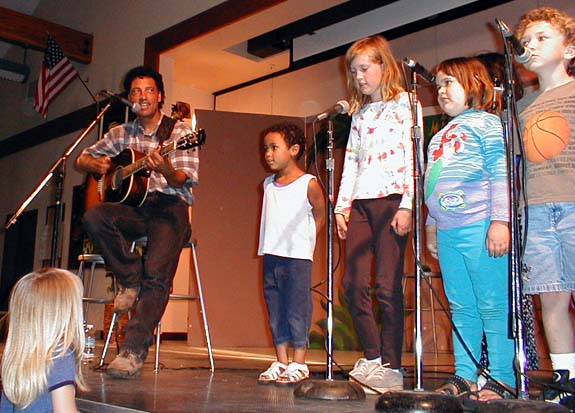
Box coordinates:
[496,18,531,64]
[403,58,435,83]
[316,100,350,121]
[98,90,141,114]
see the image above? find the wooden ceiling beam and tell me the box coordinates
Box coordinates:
[0,6,92,64]
[144,0,286,68]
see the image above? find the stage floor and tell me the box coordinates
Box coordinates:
[73,341,555,413]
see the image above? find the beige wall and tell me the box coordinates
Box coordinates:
[214,0,574,116]
[0,0,574,350]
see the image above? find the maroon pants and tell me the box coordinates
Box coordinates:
[342,196,407,368]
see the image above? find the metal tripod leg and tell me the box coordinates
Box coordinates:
[99,311,118,368]
[191,241,215,372]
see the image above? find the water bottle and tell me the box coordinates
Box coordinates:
[83,324,96,363]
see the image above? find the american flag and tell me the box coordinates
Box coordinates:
[34,36,78,118]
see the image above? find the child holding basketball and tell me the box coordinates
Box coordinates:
[515,7,575,406]
[425,56,515,401]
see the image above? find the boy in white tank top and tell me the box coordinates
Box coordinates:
[257,122,325,385]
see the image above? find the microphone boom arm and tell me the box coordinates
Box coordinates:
[6,102,113,266]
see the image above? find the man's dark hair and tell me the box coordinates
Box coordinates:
[122,66,165,108]
[262,122,306,160]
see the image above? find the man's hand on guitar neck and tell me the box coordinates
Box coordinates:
[146,149,187,188]
[75,153,113,176]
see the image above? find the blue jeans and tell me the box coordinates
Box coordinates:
[437,219,515,386]
[82,192,191,360]
[523,202,575,294]
[263,255,312,349]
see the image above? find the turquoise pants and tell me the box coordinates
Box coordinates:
[437,218,515,387]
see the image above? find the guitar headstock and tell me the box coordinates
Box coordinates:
[171,102,191,121]
[177,129,206,150]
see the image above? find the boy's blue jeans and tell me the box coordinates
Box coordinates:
[437,218,515,387]
[263,254,312,349]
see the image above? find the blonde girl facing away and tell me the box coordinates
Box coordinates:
[1,268,87,413]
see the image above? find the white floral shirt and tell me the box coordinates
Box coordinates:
[335,92,415,218]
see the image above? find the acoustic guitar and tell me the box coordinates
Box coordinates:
[85,129,205,208]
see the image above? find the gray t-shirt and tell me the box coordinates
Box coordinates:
[518,80,575,205]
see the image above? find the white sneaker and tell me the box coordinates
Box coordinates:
[348,358,381,384]
[363,364,404,394]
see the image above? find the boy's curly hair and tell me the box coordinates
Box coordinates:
[515,7,575,76]
[261,122,306,160]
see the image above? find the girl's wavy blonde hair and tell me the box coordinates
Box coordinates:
[514,7,575,76]
[1,268,87,408]
[345,35,404,114]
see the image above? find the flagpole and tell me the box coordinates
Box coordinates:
[77,74,98,104]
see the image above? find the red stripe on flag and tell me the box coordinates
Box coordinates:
[33,36,78,118]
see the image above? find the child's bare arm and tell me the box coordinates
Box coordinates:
[51,384,79,413]
[307,178,326,237]
[426,225,438,260]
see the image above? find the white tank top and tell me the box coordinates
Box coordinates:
[258,174,317,260]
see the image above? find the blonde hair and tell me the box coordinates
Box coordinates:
[345,35,404,114]
[515,7,575,76]
[1,268,87,408]
[434,57,500,114]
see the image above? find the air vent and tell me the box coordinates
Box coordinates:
[247,32,292,59]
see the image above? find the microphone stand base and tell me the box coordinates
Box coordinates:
[474,399,570,412]
[375,391,571,413]
[294,379,366,401]
[375,390,463,412]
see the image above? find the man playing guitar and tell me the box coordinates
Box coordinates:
[74,65,199,379]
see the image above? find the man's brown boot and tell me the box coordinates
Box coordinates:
[106,351,144,379]
[114,285,140,313]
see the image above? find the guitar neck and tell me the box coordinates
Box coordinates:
[122,141,178,178]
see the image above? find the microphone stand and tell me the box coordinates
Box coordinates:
[499,48,529,400]
[6,102,112,267]
[325,117,336,381]
[376,69,463,412]
[410,69,425,392]
[294,117,364,401]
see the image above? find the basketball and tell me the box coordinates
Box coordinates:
[523,111,571,163]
